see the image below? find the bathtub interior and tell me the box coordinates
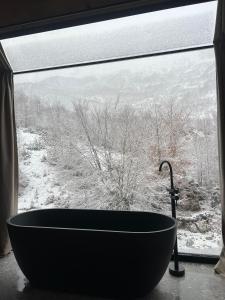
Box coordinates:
[9,209,175,233]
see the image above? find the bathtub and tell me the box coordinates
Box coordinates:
[7,209,176,298]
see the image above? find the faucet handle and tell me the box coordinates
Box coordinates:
[166,187,179,195]
[166,187,174,194]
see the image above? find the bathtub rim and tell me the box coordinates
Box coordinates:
[7,208,177,235]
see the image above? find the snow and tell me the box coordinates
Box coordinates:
[178,230,222,254]
[18,129,69,212]
[17,126,222,255]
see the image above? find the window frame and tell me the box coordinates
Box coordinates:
[7,0,219,264]
[0,0,216,40]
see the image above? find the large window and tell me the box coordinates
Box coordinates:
[1,1,220,255]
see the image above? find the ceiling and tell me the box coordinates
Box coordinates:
[0,0,213,39]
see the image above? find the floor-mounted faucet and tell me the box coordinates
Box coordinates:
[159,160,185,277]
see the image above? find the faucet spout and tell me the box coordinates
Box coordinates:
[159,160,174,190]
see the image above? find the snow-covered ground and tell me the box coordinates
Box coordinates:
[17,128,222,255]
[17,128,70,212]
[177,230,222,254]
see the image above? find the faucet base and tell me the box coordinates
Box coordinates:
[169,262,185,277]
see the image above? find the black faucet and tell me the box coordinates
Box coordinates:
[159,160,185,277]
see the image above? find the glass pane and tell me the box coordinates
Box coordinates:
[14,48,221,255]
[2,1,217,72]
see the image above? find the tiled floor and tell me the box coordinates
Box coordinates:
[0,253,225,300]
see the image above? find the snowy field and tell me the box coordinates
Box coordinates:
[17,129,70,211]
[17,127,222,255]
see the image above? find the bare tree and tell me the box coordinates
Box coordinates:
[74,102,144,210]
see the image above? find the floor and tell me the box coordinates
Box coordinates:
[0,253,225,300]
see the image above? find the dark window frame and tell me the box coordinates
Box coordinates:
[0,0,216,39]
[8,0,219,264]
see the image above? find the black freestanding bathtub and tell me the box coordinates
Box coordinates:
[7,209,176,298]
